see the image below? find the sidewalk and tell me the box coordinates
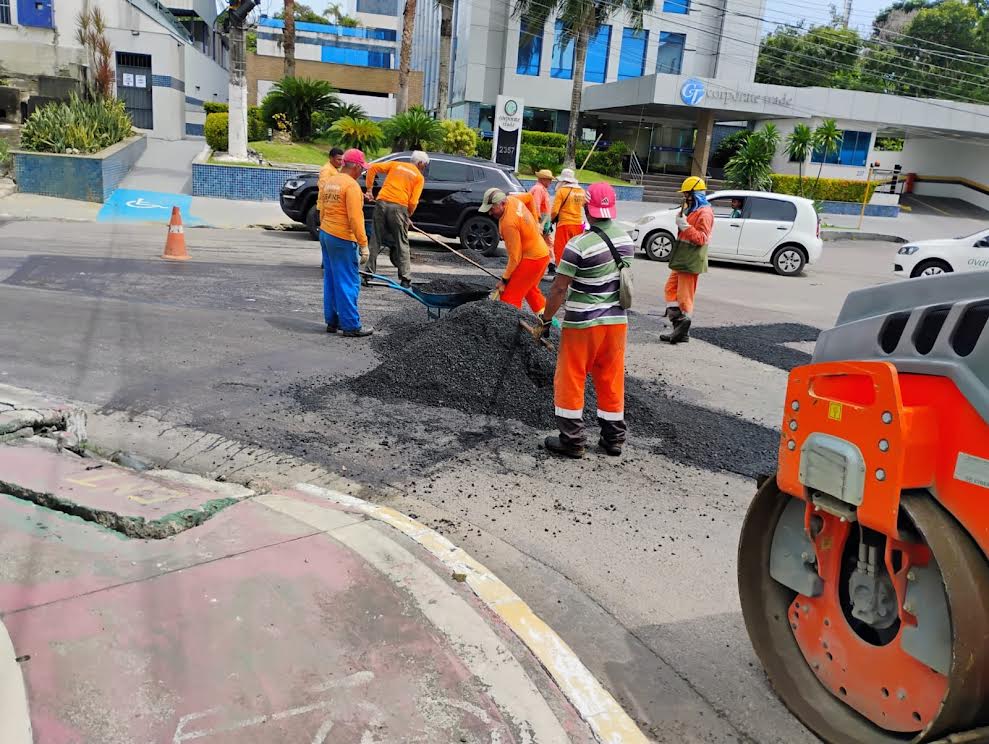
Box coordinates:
[0,387,645,744]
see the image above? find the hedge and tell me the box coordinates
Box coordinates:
[204,110,267,151]
[476,138,492,159]
[203,102,229,114]
[771,174,878,203]
[475,135,626,177]
[522,131,567,147]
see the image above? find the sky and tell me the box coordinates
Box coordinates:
[763,0,894,33]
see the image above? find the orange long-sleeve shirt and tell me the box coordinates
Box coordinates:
[365,160,425,214]
[319,162,338,182]
[499,195,549,277]
[318,173,368,247]
[551,185,586,226]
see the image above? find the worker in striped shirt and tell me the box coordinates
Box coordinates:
[534,182,633,458]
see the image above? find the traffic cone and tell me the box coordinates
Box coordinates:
[162,206,189,261]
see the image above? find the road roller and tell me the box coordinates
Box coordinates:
[738,272,989,743]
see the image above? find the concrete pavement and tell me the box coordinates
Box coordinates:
[0,388,638,743]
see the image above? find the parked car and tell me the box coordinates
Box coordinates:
[893,228,989,278]
[628,190,823,276]
[279,151,523,255]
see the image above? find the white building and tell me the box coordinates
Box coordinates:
[0,0,229,139]
[410,0,989,210]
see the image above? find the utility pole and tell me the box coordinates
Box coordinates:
[226,0,259,160]
[842,0,852,28]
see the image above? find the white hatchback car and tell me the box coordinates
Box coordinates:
[629,190,823,276]
[893,228,989,278]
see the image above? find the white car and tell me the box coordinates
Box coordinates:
[629,190,823,276]
[893,228,989,278]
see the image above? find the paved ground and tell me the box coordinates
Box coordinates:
[0,217,905,742]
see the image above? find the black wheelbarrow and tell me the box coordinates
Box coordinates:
[360,272,491,319]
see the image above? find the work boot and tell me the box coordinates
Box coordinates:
[661,314,692,344]
[666,306,683,322]
[598,438,622,456]
[326,323,338,334]
[547,264,556,276]
[544,435,585,459]
[361,277,371,288]
[400,278,412,289]
[342,326,374,337]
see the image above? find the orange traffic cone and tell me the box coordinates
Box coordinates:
[162,206,189,261]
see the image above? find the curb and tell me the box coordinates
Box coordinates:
[296,483,650,744]
[822,230,907,243]
[0,620,32,744]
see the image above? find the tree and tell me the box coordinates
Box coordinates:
[724,128,778,191]
[396,0,418,113]
[810,119,842,200]
[513,0,655,167]
[755,23,865,89]
[326,3,361,26]
[76,8,115,100]
[384,106,444,150]
[261,77,340,140]
[284,0,296,77]
[330,116,385,151]
[784,123,814,196]
[436,0,454,119]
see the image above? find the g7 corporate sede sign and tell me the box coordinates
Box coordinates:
[679,78,794,109]
[492,95,524,172]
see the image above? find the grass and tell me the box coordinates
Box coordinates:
[250,140,391,166]
[517,163,631,186]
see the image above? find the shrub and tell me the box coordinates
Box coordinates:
[439,119,478,156]
[0,139,9,175]
[724,129,778,191]
[522,131,567,147]
[204,112,228,152]
[577,148,623,177]
[771,174,877,202]
[260,77,340,140]
[384,107,443,151]
[248,106,266,141]
[710,130,751,168]
[20,94,133,154]
[330,116,384,152]
[203,102,229,114]
[476,137,492,159]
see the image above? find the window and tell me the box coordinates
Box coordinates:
[321,46,392,68]
[517,21,542,76]
[0,0,11,25]
[551,21,574,79]
[812,130,872,167]
[657,32,685,75]
[618,28,647,80]
[710,197,742,218]
[585,25,611,83]
[428,161,471,182]
[664,0,690,13]
[746,198,797,222]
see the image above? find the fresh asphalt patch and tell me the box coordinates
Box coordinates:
[689,322,822,371]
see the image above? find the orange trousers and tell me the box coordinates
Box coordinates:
[664,271,699,315]
[553,223,584,266]
[501,255,549,314]
[554,324,627,421]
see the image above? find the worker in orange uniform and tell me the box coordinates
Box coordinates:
[478,187,550,314]
[532,183,633,458]
[662,176,714,344]
[529,169,554,270]
[319,147,344,181]
[364,150,429,288]
[317,148,374,337]
[550,168,586,267]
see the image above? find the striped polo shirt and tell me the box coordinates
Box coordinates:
[556,220,634,329]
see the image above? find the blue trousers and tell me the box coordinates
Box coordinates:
[319,230,361,331]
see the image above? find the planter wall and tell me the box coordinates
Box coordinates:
[12,135,147,202]
[819,200,899,218]
[192,156,316,200]
[517,178,643,202]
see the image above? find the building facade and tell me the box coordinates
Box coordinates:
[0,0,229,139]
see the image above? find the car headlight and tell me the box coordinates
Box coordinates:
[283,179,305,190]
[897,245,920,255]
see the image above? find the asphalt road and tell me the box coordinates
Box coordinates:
[0,219,898,742]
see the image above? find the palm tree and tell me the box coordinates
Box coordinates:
[283,0,296,77]
[396,0,418,113]
[436,0,454,119]
[384,106,444,150]
[261,77,340,140]
[810,119,843,201]
[330,117,385,152]
[513,0,654,167]
[785,124,814,196]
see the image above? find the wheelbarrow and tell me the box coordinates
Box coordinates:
[360,272,490,319]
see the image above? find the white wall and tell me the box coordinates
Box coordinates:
[889,135,989,211]
[766,118,879,181]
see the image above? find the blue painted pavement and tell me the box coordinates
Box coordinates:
[97,189,207,226]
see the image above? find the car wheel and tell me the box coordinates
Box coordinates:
[772,245,806,276]
[305,203,319,241]
[460,215,500,257]
[643,230,675,262]
[911,259,952,278]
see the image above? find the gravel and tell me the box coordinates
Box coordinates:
[690,322,821,371]
[414,278,495,295]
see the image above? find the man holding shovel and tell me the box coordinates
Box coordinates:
[529,169,555,269]
[478,188,549,314]
[364,150,429,288]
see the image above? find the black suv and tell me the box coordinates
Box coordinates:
[279,151,524,255]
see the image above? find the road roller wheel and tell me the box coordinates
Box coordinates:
[738,478,989,743]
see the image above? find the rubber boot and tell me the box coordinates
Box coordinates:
[661,314,692,344]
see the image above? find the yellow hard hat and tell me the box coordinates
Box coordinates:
[679,176,707,193]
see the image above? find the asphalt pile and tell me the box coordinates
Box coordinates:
[414,278,494,295]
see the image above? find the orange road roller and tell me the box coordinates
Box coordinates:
[738,273,989,743]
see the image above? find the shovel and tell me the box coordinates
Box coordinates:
[518,319,555,352]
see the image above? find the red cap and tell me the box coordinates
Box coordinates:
[342,148,368,169]
[586,182,617,219]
